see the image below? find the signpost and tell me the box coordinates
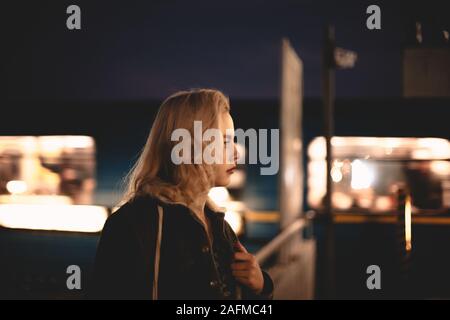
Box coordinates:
[322,25,357,298]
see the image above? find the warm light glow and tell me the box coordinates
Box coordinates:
[331,167,343,183]
[0,195,72,205]
[0,135,96,204]
[225,210,243,235]
[331,160,344,183]
[351,160,374,189]
[415,138,450,159]
[308,160,326,188]
[208,188,244,234]
[6,180,28,194]
[307,137,326,160]
[374,196,392,212]
[0,136,37,153]
[208,187,230,207]
[405,195,412,252]
[430,161,450,176]
[0,204,108,233]
[38,136,95,154]
[307,136,450,211]
[308,136,450,160]
[332,192,353,210]
[412,149,432,160]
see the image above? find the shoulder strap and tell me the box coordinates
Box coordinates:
[152,205,164,300]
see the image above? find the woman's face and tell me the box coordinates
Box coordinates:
[213,112,239,187]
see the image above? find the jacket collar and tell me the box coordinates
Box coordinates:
[140,184,227,220]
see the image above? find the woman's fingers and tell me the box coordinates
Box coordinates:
[234,241,248,253]
[234,276,251,286]
[231,243,265,294]
[231,262,253,270]
[234,252,254,262]
[232,270,250,277]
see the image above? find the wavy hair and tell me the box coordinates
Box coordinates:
[121,88,230,211]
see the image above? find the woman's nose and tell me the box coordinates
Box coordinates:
[233,144,239,162]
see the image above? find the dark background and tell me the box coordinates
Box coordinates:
[3,0,449,101]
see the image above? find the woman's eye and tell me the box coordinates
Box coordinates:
[223,136,235,145]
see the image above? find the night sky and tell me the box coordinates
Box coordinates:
[3,0,449,100]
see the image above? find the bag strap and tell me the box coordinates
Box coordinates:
[152,205,164,300]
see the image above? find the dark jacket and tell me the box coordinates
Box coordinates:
[89,194,273,299]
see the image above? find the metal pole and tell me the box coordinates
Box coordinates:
[322,24,336,299]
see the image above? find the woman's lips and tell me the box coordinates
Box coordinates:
[226,166,237,173]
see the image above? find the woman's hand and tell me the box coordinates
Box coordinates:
[231,241,264,294]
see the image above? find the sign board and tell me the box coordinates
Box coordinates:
[279,38,304,228]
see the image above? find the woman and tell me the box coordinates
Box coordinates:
[90,89,273,299]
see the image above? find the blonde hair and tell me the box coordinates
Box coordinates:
[121,88,230,209]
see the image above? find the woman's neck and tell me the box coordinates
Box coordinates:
[189,191,209,219]
[189,190,214,243]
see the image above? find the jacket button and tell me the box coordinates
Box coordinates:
[202,246,210,253]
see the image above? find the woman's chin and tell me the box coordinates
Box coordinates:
[214,177,230,187]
